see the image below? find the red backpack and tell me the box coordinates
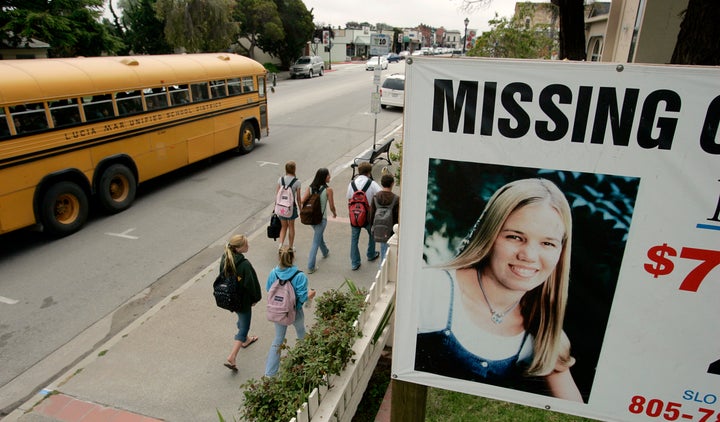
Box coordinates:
[348,179,371,227]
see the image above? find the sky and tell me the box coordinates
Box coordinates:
[303,0,522,33]
[105,0,526,34]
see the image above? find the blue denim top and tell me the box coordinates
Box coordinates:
[415,270,530,386]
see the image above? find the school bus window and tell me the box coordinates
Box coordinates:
[227,78,242,96]
[242,76,254,93]
[116,91,143,116]
[83,94,114,122]
[210,80,227,98]
[50,98,81,128]
[258,77,265,97]
[11,103,49,134]
[144,87,168,111]
[170,85,190,105]
[191,82,209,102]
[0,112,10,139]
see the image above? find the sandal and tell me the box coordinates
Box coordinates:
[241,335,259,348]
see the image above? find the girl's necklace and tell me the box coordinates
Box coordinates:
[476,268,521,324]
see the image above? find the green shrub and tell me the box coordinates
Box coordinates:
[240,279,367,422]
[263,62,280,73]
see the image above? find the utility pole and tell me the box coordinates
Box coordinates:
[463,17,469,55]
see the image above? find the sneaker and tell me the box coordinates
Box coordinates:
[351,264,361,271]
[308,267,317,274]
[322,250,330,259]
[368,252,380,262]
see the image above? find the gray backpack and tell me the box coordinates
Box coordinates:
[371,195,397,243]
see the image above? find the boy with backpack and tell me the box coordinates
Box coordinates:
[370,173,399,265]
[264,246,315,377]
[346,162,381,271]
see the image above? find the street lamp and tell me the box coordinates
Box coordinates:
[462,17,469,55]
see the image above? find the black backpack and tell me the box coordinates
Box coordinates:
[213,262,243,312]
[300,186,326,225]
[267,213,281,240]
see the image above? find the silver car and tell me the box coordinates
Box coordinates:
[289,56,325,78]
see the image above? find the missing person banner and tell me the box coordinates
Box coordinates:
[392,57,719,421]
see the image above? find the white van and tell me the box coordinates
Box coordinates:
[380,73,405,109]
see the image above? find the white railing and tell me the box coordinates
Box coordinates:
[289,231,398,422]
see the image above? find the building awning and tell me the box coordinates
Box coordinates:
[353,36,370,45]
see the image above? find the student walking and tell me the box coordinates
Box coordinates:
[346,162,381,271]
[219,235,262,371]
[301,168,337,273]
[275,161,302,250]
[264,246,316,377]
[370,173,399,265]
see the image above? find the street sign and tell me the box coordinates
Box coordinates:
[370,34,391,56]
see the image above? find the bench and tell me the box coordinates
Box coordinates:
[350,137,394,178]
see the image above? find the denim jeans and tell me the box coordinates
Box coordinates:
[379,242,389,267]
[264,306,306,376]
[307,218,329,270]
[234,309,252,342]
[350,224,377,269]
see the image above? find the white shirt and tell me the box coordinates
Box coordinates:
[346,175,381,204]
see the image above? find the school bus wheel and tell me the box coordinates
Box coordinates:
[98,164,137,213]
[238,121,256,154]
[40,181,89,237]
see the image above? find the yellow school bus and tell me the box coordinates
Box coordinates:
[0,53,269,237]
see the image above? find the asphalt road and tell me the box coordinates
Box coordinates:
[0,60,406,414]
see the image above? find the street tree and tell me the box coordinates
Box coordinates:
[469,11,555,59]
[671,0,720,65]
[261,0,314,67]
[113,0,172,55]
[232,0,284,60]
[461,0,584,60]
[154,0,237,53]
[0,0,123,57]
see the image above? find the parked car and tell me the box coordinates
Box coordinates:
[386,53,402,63]
[380,73,405,109]
[289,56,324,78]
[365,56,388,71]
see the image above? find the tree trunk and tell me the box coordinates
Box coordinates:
[552,0,586,60]
[671,0,720,65]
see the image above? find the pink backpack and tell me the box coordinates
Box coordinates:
[266,270,300,325]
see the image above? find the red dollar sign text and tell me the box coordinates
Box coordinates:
[644,243,676,278]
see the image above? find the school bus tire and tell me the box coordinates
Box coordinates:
[98,164,137,213]
[238,122,256,154]
[40,181,89,237]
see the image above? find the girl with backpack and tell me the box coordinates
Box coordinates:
[300,168,337,274]
[220,235,262,371]
[275,161,302,250]
[264,246,316,377]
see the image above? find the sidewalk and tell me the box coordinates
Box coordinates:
[4,130,401,422]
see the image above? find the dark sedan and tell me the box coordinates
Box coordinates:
[386,53,402,63]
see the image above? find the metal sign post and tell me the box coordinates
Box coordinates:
[371,67,382,150]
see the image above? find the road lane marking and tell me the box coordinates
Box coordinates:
[105,228,139,239]
[257,161,278,167]
[0,295,19,305]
